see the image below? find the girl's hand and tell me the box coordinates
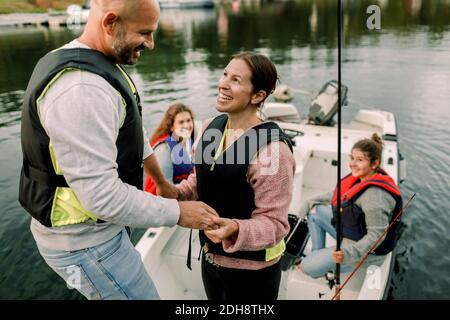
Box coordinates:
[332,249,344,264]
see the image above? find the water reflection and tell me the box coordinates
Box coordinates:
[1,0,449,96]
[343,0,450,44]
[0,91,23,128]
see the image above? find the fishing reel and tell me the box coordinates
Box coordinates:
[318,271,338,299]
[325,270,336,290]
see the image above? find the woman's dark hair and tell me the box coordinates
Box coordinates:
[231,51,278,106]
[150,102,194,143]
[352,133,384,167]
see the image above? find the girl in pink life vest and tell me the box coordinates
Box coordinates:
[299,133,402,278]
[144,103,195,194]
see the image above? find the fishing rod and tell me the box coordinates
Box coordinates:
[335,0,343,300]
[330,192,417,301]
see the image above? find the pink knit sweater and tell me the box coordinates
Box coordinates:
[176,118,296,270]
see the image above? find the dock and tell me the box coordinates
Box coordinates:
[0,11,85,29]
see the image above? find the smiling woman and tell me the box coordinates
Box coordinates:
[176,52,296,301]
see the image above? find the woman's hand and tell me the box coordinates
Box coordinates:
[204,218,239,243]
[332,249,344,264]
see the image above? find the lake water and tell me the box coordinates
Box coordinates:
[0,0,449,299]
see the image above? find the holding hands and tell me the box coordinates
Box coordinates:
[204,218,239,243]
[177,201,221,230]
[155,180,221,231]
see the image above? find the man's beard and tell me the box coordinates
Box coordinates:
[112,26,144,65]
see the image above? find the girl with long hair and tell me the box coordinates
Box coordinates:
[144,102,195,194]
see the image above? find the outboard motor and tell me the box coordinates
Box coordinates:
[308,80,348,126]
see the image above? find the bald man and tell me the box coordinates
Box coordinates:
[19,0,220,299]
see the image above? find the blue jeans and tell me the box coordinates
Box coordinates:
[302,205,352,278]
[37,229,160,300]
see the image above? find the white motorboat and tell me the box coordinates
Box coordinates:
[135,80,406,300]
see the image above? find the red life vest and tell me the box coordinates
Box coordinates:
[331,170,403,255]
[332,170,401,207]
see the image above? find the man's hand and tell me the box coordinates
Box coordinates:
[178,201,221,230]
[332,249,344,264]
[204,218,239,243]
[156,180,180,199]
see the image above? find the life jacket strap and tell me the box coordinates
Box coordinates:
[23,161,68,188]
[186,229,193,270]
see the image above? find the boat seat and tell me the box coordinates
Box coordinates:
[303,149,339,191]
